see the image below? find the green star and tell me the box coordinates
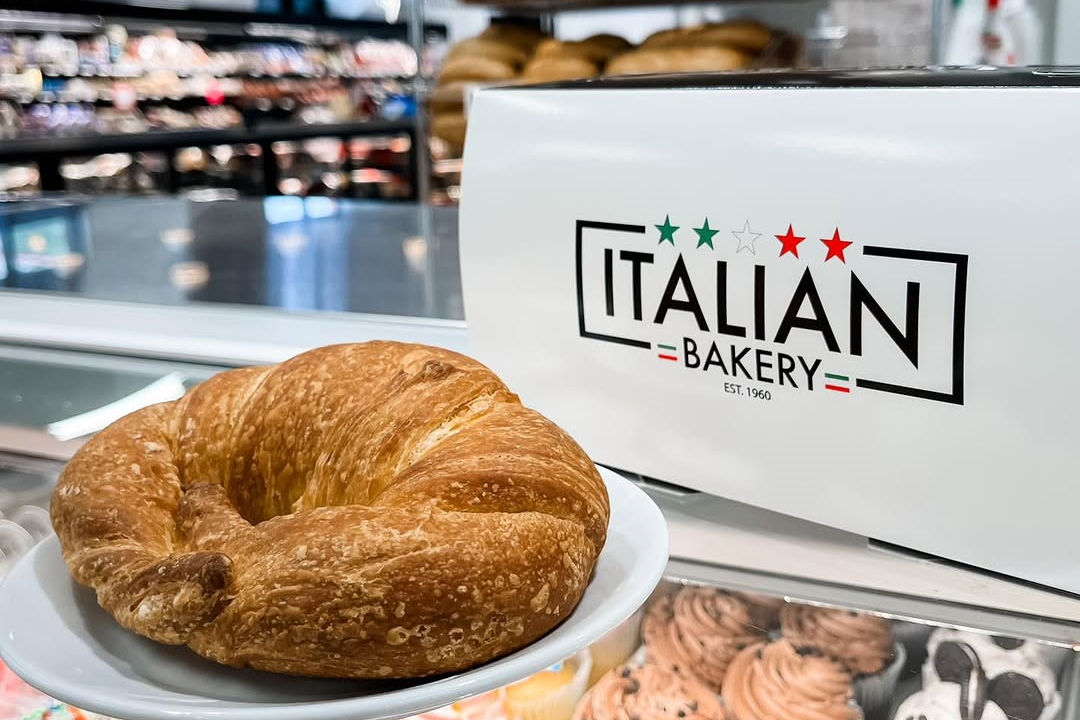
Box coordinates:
[694,218,719,249]
[655,215,679,245]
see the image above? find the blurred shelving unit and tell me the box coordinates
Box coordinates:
[0,0,449,200]
[414,0,948,205]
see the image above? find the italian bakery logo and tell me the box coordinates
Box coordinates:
[574,217,968,405]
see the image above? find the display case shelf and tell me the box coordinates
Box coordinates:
[0,119,415,161]
[0,0,444,43]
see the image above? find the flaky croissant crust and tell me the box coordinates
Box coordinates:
[51,342,609,678]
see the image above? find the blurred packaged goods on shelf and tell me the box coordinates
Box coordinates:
[0,165,39,196]
[0,15,424,142]
[62,151,170,195]
[0,27,418,84]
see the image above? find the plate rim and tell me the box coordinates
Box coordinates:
[0,466,668,720]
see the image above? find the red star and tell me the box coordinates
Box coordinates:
[775,224,805,258]
[821,228,854,263]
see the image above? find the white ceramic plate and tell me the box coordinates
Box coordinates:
[0,467,668,720]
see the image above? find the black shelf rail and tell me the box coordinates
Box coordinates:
[0,119,418,198]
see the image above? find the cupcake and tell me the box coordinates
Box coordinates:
[404,689,518,720]
[734,592,784,633]
[588,610,644,686]
[506,650,593,720]
[780,605,904,716]
[22,703,118,720]
[572,663,726,720]
[0,659,51,720]
[722,640,860,720]
[924,638,1061,720]
[643,586,766,691]
[893,683,1008,720]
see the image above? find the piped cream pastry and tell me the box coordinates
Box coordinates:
[780,605,894,676]
[643,587,766,691]
[722,640,859,720]
[572,664,726,720]
[734,592,784,632]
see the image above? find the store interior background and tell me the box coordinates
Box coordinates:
[1,0,1073,315]
[7,4,1080,720]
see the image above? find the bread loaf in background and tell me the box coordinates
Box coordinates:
[606,46,753,76]
[428,18,800,156]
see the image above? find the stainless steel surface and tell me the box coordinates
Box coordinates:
[0,294,469,367]
[0,344,227,458]
[929,0,948,64]
[1063,650,1080,720]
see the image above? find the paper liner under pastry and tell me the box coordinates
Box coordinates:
[851,641,905,718]
[506,649,593,720]
[891,620,933,675]
[588,609,644,687]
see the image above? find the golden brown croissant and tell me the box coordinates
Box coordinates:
[51,342,609,678]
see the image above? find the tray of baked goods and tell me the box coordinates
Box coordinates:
[428,19,800,156]
[0,342,668,720]
[3,573,1075,720]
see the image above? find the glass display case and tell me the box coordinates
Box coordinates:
[0,486,1077,720]
[0,331,1078,720]
[1,176,1079,720]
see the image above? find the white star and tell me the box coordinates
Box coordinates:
[732,220,762,255]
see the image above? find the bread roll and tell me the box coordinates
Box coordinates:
[428,82,467,113]
[605,46,752,76]
[51,342,610,679]
[446,37,529,67]
[431,112,468,148]
[683,21,775,53]
[583,33,632,56]
[521,56,599,83]
[642,27,693,48]
[438,55,518,84]
[481,23,547,51]
[534,39,612,65]
[642,21,774,53]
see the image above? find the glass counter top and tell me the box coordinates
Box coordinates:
[0,195,463,321]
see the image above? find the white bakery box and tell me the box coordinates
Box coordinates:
[0,68,1080,720]
[458,67,1080,715]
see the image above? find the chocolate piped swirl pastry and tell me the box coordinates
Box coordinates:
[734,592,784,632]
[643,587,766,691]
[572,664,726,720]
[780,605,894,676]
[722,640,859,720]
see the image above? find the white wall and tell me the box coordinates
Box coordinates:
[1052,0,1080,62]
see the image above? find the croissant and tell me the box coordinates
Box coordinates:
[51,342,609,678]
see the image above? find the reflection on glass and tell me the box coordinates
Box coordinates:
[0,196,462,319]
[264,195,347,311]
[0,197,89,291]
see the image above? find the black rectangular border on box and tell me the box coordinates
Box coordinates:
[575,220,650,349]
[855,246,969,405]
